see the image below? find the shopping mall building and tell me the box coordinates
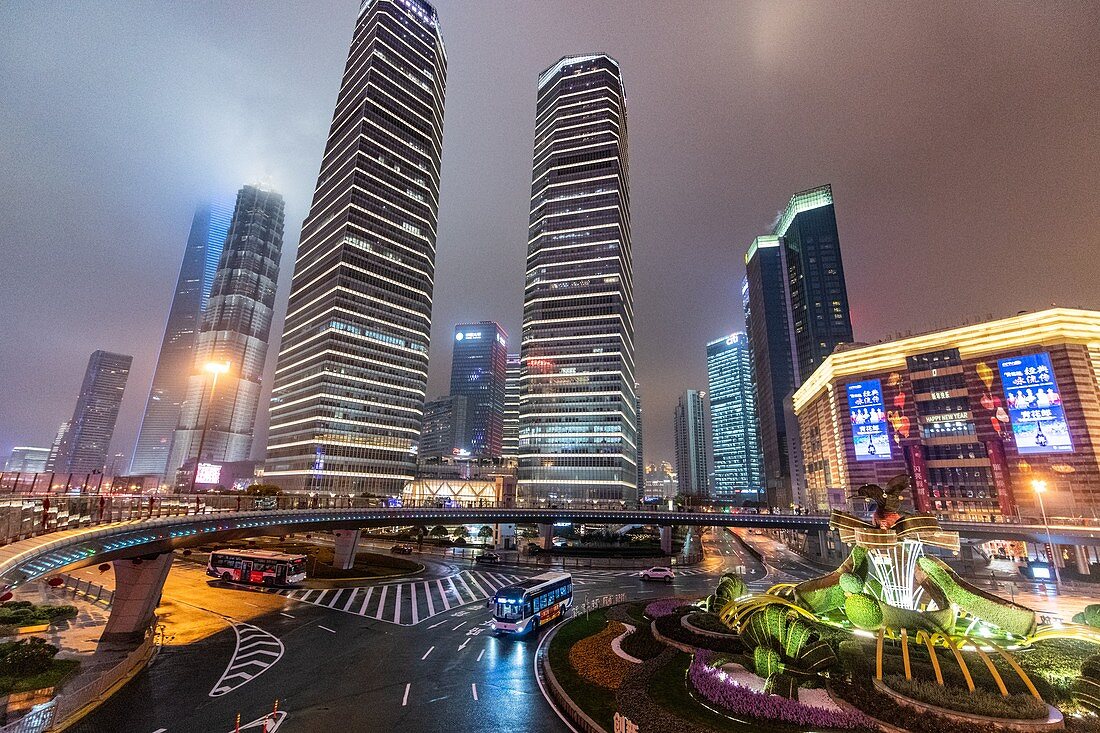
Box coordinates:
[791,308,1100,523]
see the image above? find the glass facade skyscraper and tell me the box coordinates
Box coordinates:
[169,185,285,474]
[55,350,133,475]
[706,334,763,501]
[501,353,520,463]
[674,389,709,497]
[265,0,447,494]
[448,322,507,458]
[131,202,231,476]
[519,54,637,504]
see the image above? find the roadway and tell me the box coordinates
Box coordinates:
[71,528,777,732]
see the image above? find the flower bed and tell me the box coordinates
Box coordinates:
[833,679,1015,733]
[654,611,744,654]
[619,620,665,661]
[568,620,635,689]
[688,650,873,730]
[883,675,1049,720]
[645,597,694,619]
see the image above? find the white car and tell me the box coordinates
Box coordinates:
[640,566,674,583]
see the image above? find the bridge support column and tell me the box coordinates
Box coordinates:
[539,523,553,551]
[333,529,361,570]
[100,553,172,645]
[1074,545,1091,575]
[660,526,673,555]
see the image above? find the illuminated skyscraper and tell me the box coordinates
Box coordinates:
[448,322,508,458]
[706,334,763,501]
[44,421,70,473]
[501,354,520,462]
[674,389,709,497]
[55,350,133,475]
[265,0,447,493]
[169,184,285,474]
[518,54,637,504]
[131,202,231,475]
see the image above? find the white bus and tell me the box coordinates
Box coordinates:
[207,549,307,587]
[491,571,573,635]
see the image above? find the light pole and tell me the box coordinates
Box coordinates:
[189,361,231,494]
[1031,479,1061,590]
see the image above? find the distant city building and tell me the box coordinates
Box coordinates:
[106,452,127,477]
[643,461,677,501]
[169,184,284,474]
[44,421,70,473]
[707,334,764,502]
[54,350,132,475]
[635,387,645,495]
[792,308,1100,528]
[501,354,520,462]
[4,447,50,473]
[419,395,469,462]
[674,389,709,497]
[265,0,448,494]
[131,201,232,476]
[518,54,638,504]
[743,185,853,507]
[449,322,508,458]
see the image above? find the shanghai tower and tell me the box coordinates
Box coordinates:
[518,55,638,504]
[265,0,447,494]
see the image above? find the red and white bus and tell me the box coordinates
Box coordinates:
[207,549,307,586]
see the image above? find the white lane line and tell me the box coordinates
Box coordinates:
[458,638,470,651]
[358,587,374,616]
[454,574,477,603]
[318,625,336,634]
[410,582,419,625]
[446,576,462,605]
[452,621,466,631]
[464,572,490,598]
[393,584,403,624]
[436,579,451,610]
[315,590,330,605]
[325,589,345,608]
[343,588,360,612]
[279,612,295,619]
[152,729,167,733]
[402,682,410,707]
[421,646,435,660]
[471,683,478,701]
[375,585,389,620]
[477,648,485,662]
[422,581,436,617]
[428,620,446,629]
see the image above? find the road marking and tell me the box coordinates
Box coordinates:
[464,571,490,598]
[458,638,470,651]
[402,682,410,706]
[375,585,388,620]
[477,648,485,662]
[471,683,478,701]
[318,625,336,633]
[453,574,476,603]
[421,646,434,660]
[410,582,419,625]
[152,729,167,733]
[436,579,451,610]
[428,620,446,629]
[422,581,435,617]
[279,612,294,619]
[393,584,402,624]
[359,587,374,616]
[209,623,284,697]
[452,621,466,631]
[343,588,360,612]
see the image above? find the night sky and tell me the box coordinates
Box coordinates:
[1,1,1098,466]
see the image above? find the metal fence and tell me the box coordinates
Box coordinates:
[0,703,54,733]
[51,573,113,608]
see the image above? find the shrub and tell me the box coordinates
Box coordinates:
[834,679,1003,733]
[1,602,33,611]
[644,597,693,619]
[845,593,883,630]
[883,675,1049,719]
[839,572,864,594]
[0,638,59,677]
[653,611,744,654]
[37,605,78,621]
[685,612,734,634]
[1018,638,1099,700]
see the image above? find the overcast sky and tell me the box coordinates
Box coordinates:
[1,1,1098,466]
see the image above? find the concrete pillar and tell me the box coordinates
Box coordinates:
[660,526,672,555]
[1074,544,1091,575]
[494,523,516,550]
[101,553,173,645]
[817,530,828,560]
[333,529,362,570]
[539,523,553,550]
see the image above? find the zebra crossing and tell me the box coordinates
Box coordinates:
[271,570,530,626]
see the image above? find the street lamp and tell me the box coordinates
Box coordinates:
[189,361,231,494]
[1031,479,1061,590]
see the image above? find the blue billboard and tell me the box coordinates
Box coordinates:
[847,380,891,461]
[997,352,1073,454]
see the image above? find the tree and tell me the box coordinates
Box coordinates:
[453,525,469,539]
[478,525,494,540]
[245,484,282,496]
[429,525,448,538]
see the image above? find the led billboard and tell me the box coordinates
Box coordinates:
[997,352,1073,454]
[847,380,892,461]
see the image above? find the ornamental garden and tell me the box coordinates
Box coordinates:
[544,475,1100,733]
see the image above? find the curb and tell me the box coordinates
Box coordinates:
[537,621,608,733]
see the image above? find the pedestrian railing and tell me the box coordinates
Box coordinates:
[51,573,113,608]
[0,702,55,733]
[571,593,626,618]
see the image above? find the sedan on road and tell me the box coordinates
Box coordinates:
[475,551,501,565]
[390,544,413,554]
[639,566,675,583]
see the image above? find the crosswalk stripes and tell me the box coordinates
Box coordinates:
[271,570,530,626]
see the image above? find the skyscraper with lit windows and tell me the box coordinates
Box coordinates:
[518,54,637,504]
[264,0,448,493]
[54,350,133,475]
[674,389,709,498]
[448,322,507,458]
[707,334,763,501]
[502,354,520,463]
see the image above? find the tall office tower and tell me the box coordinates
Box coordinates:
[635,386,644,494]
[4,447,50,474]
[265,0,448,494]
[744,236,797,506]
[54,350,133,475]
[518,54,637,504]
[44,421,70,472]
[706,334,763,502]
[168,185,285,474]
[449,322,508,458]
[775,184,853,380]
[501,354,521,462]
[673,389,709,497]
[418,395,468,461]
[131,202,232,475]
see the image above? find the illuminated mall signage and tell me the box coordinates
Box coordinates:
[997,352,1073,454]
[847,380,892,461]
[195,463,222,484]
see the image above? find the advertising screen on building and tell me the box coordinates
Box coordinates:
[195,462,223,485]
[997,352,1073,454]
[847,380,891,461]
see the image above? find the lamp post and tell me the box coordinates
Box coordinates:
[1031,479,1061,590]
[189,361,231,494]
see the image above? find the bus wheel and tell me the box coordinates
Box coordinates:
[221,572,232,582]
